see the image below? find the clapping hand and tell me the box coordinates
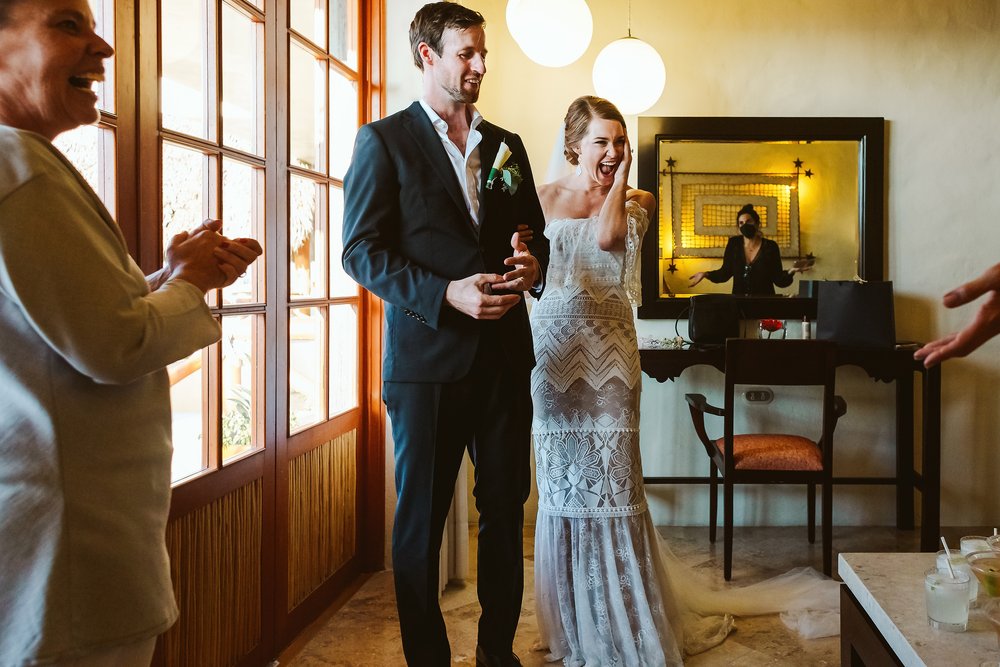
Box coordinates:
[165,220,263,293]
[915,262,1000,367]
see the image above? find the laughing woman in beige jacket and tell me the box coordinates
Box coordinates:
[0,1,262,665]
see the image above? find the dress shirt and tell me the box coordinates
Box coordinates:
[419,99,483,224]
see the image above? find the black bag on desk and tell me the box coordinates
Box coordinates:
[816,280,896,348]
[688,294,740,345]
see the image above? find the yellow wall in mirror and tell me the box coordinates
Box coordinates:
[658,140,859,295]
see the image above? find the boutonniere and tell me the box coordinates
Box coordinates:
[485,140,522,195]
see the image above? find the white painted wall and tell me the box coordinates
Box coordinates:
[382,0,1000,543]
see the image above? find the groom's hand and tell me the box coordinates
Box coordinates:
[445,274,521,320]
[492,231,540,293]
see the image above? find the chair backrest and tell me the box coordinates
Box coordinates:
[724,339,837,387]
[723,339,838,454]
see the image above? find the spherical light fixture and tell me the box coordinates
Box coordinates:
[592,36,666,115]
[506,0,593,68]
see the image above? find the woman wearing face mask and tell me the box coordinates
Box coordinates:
[689,203,809,295]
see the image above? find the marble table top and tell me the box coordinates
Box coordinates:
[839,552,1000,666]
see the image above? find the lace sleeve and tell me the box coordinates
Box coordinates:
[623,199,649,305]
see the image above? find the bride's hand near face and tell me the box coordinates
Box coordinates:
[614,134,632,187]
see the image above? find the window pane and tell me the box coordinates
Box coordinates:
[90,0,115,112]
[329,0,358,69]
[169,348,208,481]
[162,0,212,139]
[162,143,209,250]
[329,185,356,297]
[222,158,264,305]
[329,304,358,416]
[290,307,327,433]
[222,314,260,462]
[329,69,358,179]
[54,125,117,217]
[290,41,326,171]
[222,3,263,154]
[290,0,325,47]
[290,175,326,299]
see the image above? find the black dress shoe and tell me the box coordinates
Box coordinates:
[475,645,523,667]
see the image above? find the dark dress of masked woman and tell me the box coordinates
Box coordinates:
[689,204,807,295]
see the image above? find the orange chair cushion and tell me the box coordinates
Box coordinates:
[713,434,823,471]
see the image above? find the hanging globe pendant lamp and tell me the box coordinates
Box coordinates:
[506,0,593,68]
[591,2,665,114]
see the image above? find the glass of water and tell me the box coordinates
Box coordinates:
[937,549,979,604]
[925,567,971,631]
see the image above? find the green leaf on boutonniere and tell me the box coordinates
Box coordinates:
[502,163,522,194]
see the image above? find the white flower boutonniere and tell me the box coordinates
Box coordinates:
[486,140,522,195]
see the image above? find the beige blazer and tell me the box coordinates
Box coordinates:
[0,126,220,664]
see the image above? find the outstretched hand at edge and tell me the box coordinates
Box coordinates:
[914,262,1000,367]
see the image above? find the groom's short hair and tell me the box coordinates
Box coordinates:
[410,2,486,70]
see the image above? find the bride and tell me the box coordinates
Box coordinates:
[527,96,838,666]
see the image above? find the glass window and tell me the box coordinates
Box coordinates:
[162,142,210,249]
[222,3,263,155]
[329,0,358,69]
[53,0,117,214]
[286,0,363,438]
[290,174,327,299]
[289,307,327,432]
[290,0,325,47]
[90,0,115,112]
[328,69,358,179]
[222,314,261,462]
[54,125,117,217]
[169,347,209,480]
[289,41,326,172]
[328,185,355,297]
[329,304,358,416]
[161,0,212,139]
[222,158,264,305]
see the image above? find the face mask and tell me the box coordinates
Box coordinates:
[739,223,758,239]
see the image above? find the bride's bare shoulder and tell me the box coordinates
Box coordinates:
[537,179,572,220]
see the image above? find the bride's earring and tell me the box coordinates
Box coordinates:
[575,164,583,176]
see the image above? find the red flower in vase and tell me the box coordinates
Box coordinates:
[760,319,784,333]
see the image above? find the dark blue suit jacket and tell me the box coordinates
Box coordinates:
[342,101,549,383]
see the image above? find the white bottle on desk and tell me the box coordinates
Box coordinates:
[801,317,810,339]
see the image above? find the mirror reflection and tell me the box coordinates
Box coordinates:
[636,116,884,320]
[657,139,860,298]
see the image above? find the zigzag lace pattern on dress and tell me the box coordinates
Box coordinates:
[530,201,650,518]
[531,200,648,397]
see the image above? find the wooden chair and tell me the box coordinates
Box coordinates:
[685,339,847,580]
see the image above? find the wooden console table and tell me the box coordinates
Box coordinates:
[640,345,942,551]
[839,552,998,666]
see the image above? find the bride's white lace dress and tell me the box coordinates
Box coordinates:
[530,201,838,666]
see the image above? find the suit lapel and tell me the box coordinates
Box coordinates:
[476,122,501,230]
[402,102,472,225]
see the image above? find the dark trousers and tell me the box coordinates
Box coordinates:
[383,333,532,666]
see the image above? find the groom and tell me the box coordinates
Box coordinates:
[341,3,548,666]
